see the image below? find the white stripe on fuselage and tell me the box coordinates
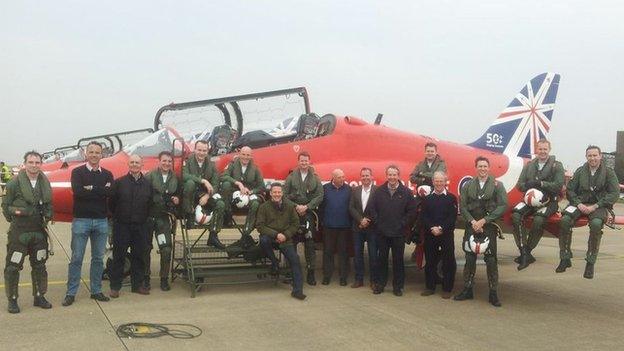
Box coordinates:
[50,182,72,188]
[496,155,524,191]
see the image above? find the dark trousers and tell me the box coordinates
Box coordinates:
[259,235,303,294]
[424,233,456,292]
[110,222,149,291]
[377,235,405,290]
[353,229,379,283]
[322,228,350,281]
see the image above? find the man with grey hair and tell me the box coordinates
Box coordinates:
[109,154,153,298]
[321,169,352,286]
[367,165,417,296]
[419,171,457,299]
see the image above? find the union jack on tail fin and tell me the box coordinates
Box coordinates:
[469,73,561,158]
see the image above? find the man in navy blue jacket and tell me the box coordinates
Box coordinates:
[367,165,417,296]
[321,169,352,286]
[419,171,457,299]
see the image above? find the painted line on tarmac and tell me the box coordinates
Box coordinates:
[45,225,130,351]
[0,279,84,289]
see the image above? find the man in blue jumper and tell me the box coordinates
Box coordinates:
[321,169,352,286]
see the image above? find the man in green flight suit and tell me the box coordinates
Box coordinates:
[2,151,53,313]
[144,151,179,291]
[454,156,508,307]
[511,139,564,270]
[182,140,226,249]
[284,151,324,286]
[221,146,265,246]
[409,142,447,189]
[408,142,448,263]
[557,145,619,279]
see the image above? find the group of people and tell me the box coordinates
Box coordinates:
[2,137,620,313]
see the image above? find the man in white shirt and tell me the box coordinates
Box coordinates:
[348,168,378,289]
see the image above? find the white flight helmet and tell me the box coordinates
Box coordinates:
[416,185,432,198]
[232,191,250,209]
[524,188,549,208]
[465,235,490,255]
[194,205,213,225]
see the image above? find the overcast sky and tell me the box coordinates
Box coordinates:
[2,1,622,168]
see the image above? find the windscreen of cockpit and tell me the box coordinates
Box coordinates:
[61,148,86,163]
[123,129,182,157]
[157,90,307,142]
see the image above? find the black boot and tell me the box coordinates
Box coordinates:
[34,295,52,309]
[8,298,20,314]
[517,248,530,271]
[207,231,226,250]
[160,277,171,291]
[489,290,502,307]
[240,233,256,249]
[583,262,594,279]
[306,270,317,286]
[453,287,474,301]
[186,213,196,229]
[555,259,571,273]
[143,276,151,290]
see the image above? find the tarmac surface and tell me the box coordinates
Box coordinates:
[1,209,623,351]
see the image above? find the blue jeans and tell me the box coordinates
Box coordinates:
[259,235,303,294]
[66,218,109,296]
[353,229,379,283]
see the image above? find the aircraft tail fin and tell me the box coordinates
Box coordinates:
[468,73,561,158]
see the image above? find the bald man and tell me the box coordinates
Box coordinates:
[109,154,153,298]
[221,146,266,245]
[321,169,352,286]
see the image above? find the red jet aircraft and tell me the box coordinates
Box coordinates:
[46,73,624,232]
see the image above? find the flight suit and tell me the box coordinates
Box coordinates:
[144,169,179,288]
[2,170,53,305]
[284,167,324,284]
[221,159,265,235]
[511,156,564,260]
[409,156,447,188]
[182,154,225,233]
[559,163,619,264]
[459,176,507,293]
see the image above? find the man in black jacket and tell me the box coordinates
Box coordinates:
[419,171,457,299]
[367,165,417,296]
[109,155,153,297]
[348,167,378,289]
[63,141,114,306]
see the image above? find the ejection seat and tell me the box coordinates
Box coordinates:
[209,125,238,156]
[294,113,320,141]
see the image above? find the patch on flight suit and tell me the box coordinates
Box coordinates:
[10,251,23,264]
[514,202,526,210]
[565,206,577,214]
[36,249,47,261]
[157,234,167,245]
